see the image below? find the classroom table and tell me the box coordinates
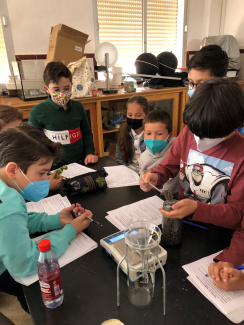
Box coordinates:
[23,157,243,325]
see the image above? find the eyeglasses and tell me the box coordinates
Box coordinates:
[184,79,202,90]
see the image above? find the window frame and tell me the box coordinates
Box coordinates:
[93,0,187,69]
[0,0,16,88]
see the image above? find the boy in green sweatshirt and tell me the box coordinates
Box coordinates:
[29,61,98,167]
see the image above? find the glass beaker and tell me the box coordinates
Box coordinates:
[161,200,182,246]
[117,221,165,313]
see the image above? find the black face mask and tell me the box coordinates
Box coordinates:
[127,117,143,130]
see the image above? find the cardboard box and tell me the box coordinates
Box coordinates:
[46,24,90,66]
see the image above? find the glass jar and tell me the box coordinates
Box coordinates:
[123,77,137,92]
[161,200,182,246]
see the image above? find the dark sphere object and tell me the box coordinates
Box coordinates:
[157,51,178,76]
[135,53,159,76]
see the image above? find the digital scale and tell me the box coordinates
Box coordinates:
[100,230,167,281]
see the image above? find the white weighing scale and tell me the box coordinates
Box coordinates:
[100,230,167,281]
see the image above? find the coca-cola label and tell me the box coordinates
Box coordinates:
[39,273,63,300]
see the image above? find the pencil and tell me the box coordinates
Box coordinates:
[205,266,244,277]
[183,220,208,230]
[71,211,102,226]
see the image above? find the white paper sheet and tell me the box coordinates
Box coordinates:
[53,163,94,178]
[104,165,139,188]
[106,195,164,230]
[183,252,244,323]
[27,194,71,214]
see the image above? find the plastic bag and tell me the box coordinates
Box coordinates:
[67,56,95,98]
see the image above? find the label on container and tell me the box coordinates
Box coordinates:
[39,272,63,300]
[75,46,83,52]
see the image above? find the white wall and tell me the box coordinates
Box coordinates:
[186,0,223,51]
[5,0,244,77]
[6,0,96,54]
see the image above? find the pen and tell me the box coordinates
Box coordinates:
[183,220,208,230]
[139,176,161,193]
[205,266,244,277]
[70,210,102,226]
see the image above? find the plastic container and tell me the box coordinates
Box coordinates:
[161,200,182,246]
[123,77,137,92]
[38,239,64,309]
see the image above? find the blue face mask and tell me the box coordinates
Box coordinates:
[144,137,169,155]
[15,169,50,202]
[188,89,195,98]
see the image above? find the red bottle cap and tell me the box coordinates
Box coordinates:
[38,239,51,252]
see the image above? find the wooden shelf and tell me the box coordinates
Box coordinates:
[103,128,119,134]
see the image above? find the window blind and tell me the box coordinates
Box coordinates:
[0,19,10,84]
[97,0,179,73]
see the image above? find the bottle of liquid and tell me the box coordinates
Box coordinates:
[38,239,64,308]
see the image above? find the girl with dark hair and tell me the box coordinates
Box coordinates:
[0,125,91,312]
[140,78,244,279]
[115,96,149,172]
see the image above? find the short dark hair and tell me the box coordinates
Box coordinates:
[188,45,229,77]
[0,105,23,130]
[43,61,72,86]
[144,109,172,133]
[183,78,244,138]
[0,125,62,173]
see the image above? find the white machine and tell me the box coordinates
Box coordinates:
[100,230,167,281]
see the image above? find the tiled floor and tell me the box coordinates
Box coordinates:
[0,292,33,325]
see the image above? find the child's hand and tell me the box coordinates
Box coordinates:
[159,199,197,219]
[71,210,92,234]
[139,173,158,192]
[208,262,244,291]
[48,170,63,191]
[217,267,244,291]
[84,154,98,165]
[59,204,77,226]
[208,261,234,282]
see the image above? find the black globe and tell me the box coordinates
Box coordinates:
[157,51,178,76]
[135,53,159,76]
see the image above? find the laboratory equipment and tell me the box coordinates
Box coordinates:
[116,221,166,313]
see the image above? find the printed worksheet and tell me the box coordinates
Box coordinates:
[106,195,164,230]
[103,165,139,188]
[26,194,70,214]
[52,162,95,178]
[183,253,244,323]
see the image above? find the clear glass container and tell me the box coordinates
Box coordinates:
[12,60,48,101]
[117,220,165,312]
[161,200,182,246]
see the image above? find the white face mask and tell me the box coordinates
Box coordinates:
[194,135,226,152]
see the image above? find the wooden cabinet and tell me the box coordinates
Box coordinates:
[2,80,243,157]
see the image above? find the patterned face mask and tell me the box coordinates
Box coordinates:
[48,89,72,107]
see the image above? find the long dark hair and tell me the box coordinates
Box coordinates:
[118,96,149,163]
[0,125,62,173]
